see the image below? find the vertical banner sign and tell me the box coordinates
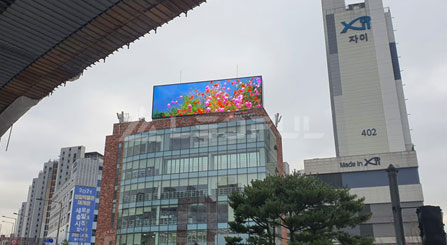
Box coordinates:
[69,186,96,243]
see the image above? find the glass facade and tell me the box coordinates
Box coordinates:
[116,118,279,244]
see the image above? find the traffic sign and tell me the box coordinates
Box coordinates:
[10,238,17,245]
[43,238,54,243]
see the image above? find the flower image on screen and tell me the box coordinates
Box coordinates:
[152,76,263,119]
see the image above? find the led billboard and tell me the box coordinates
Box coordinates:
[152,76,263,119]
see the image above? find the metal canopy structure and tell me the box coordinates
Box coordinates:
[0,0,206,136]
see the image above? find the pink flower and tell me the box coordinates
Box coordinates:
[227,88,230,91]
[188,104,192,108]
[167,103,171,108]
[256,104,262,108]
[206,107,211,113]
[219,108,225,112]
[180,96,183,99]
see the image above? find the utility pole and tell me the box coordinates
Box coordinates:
[387,164,406,245]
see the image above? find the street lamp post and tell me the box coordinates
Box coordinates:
[37,198,63,245]
[2,216,17,237]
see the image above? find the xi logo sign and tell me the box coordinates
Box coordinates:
[364,157,381,166]
[341,16,371,34]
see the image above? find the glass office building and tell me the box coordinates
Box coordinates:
[96,109,283,245]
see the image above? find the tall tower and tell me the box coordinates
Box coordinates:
[322,0,412,157]
[305,0,424,243]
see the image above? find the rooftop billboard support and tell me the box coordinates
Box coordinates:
[152,76,263,119]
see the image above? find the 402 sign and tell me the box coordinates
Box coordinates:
[361,128,377,137]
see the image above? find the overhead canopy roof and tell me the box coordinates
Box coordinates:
[0,0,206,136]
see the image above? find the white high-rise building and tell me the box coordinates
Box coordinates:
[46,152,103,245]
[20,161,56,240]
[16,146,101,244]
[305,0,424,244]
[14,202,26,237]
[55,146,85,191]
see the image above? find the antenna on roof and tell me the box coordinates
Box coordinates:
[117,111,129,123]
[274,113,282,128]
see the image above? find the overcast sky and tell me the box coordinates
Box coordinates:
[1,0,446,235]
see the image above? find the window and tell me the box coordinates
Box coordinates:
[238,153,247,168]
[187,230,206,245]
[248,152,258,167]
[141,232,156,245]
[217,128,227,145]
[160,206,177,225]
[147,135,163,153]
[160,232,176,245]
[229,154,237,169]
[170,133,190,150]
[188,203,207,224]
[136,192,145,202]
[227,126,237,145]
[199,156,208,171]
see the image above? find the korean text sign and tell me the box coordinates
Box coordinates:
[69,186,96,243]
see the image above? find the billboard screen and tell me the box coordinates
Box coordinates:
[69,186,96,243]
[152,76,263,119]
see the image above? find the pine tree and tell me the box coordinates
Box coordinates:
[227,173,373,244]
